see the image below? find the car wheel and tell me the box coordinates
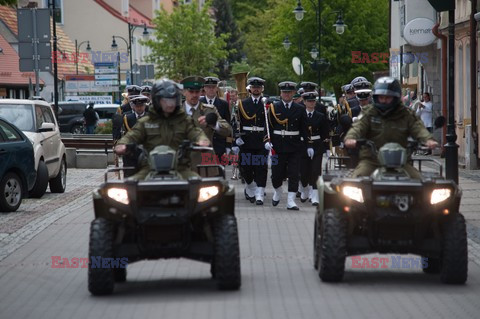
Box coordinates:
[213,215,241,290]
[29,161,49,198]
[88,218,115,295]
[49,158,67,193]
[441,213,468,284]
[0,172,23,212]
[71,125,84,134]
[113,267,127,283]
[318,208,347,282]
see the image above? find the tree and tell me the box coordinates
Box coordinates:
[0,0,17,5]
[212,0,245,78]
[143,2,228,80]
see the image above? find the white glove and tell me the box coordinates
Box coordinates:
[226,148,231,155]
[326,150,331,158]
[265,142,273,151]
[232,146,240,155]
[236,137,245,146]
[307,148,314,159]
[352,116,358,122]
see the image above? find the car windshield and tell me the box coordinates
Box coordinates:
[0,104,35,132]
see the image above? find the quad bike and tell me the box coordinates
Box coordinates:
[314,139,467,284]
[88,142,240,295]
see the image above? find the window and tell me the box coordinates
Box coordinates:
[0,104,35,132]
[466,44,471,118]
[41,106,55,124]
[35,105,45,129]
[0,121,22,142]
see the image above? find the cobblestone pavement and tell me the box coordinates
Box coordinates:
[0,161,479,319]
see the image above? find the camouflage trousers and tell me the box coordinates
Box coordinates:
[352,159,422,179]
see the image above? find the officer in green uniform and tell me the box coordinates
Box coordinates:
[344,77,438,179]
[181,76,232,176]
[114,79,210,180]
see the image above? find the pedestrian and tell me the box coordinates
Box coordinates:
[350,76,373,121]
[416,92,433,155]
[300,81,327,115]
[266,81,308,210]
[234,77,269,205]
[181,76,231,176]
[200,76,231,160]
[299,91,330,206]
[83,103,99,134]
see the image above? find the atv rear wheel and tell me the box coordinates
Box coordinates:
[213,215,241,290]
[318,208,347,282]
[441,213,468,284]
[88,218,115,295]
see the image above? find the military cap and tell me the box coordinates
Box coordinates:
[293,93,301,99]
[247,77,265,86]
[181,76,205,90]
[300,81,318,91]
[204,76,220,86]
[301,91,318,101]
[278,81,297,91]
[126,85,142,95]
[342,83,354,93]
[129,95,150,104]
[140,85,152,94]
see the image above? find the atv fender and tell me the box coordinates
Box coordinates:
[316,176,337,217]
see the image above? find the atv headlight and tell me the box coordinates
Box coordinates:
[107,188,129,205]
[430,188,451,205]
[342,186,364,203]
[198,186,219,203]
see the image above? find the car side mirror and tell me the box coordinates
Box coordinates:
[38,122,55,132]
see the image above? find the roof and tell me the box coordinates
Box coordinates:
[94,0,154,28]
[0,34,43,86]
[0,5,94,79]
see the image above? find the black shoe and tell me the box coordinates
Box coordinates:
[272,199,279,206]
[244,189,253,201]
[296,192,301,198]
[312,202,319,207]
[250,197,255,203]
[256,200,263,205]
[287,206,299,211]
[300,197,308,203]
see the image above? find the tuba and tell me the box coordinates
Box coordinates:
[233,72,249,99]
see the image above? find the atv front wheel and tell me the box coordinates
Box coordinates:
[88,218,115,295]
[213,215,241,290]
[313,216,321,270]
[441,213,468,284]
[318,208,347,282]
[114,267,127,282]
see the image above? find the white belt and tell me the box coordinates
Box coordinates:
[273,130,299,136]
[301,135,321,141]
[243,126,264,132]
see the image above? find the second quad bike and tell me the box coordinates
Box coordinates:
[314,140,467,284]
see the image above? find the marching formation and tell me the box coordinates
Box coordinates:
[111,74,383,210]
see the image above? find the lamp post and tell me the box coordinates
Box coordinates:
[75,40,91,75]
[295,1,346,94]
[115,23,150,85]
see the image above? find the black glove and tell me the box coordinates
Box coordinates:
[205,112,218,126]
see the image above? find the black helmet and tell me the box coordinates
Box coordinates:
[151,79,182,114]
[372,77,402,115]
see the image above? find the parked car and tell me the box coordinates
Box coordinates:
[93,104,120,127]
[55,101,87,134]
[0,118,36,212]
[0,99,67,198]
[321,96,337,108]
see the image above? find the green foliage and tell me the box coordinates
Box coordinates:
[143,2,228,80]
[231,61,250,74]
[212,0,245,78]
[232,0,389,96]
[0,0,17,5]
[95,121,112,134]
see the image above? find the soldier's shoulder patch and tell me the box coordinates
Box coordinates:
[203,103,214,109]
[144,122,159,128]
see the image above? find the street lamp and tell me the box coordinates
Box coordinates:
[283,36,292,50]
[293,1,306,21]
[333,13,346,35]
[112,23,150,85]
[75,40,91,75]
